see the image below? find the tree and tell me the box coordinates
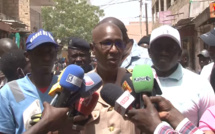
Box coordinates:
[42,0,104,42]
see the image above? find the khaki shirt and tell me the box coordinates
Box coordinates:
[81,68,139,134]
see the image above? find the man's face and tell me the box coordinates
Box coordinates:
[208,46,215,61]
[27,43,57,74]
[149,37,181,72]
[92,24,124,71]
[67,48,90,69]
[198,55,210,69]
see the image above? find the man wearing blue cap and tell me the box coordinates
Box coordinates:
[200,28,215,82]
[0,29,59,134]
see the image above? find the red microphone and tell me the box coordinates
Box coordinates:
[75,92,99,116]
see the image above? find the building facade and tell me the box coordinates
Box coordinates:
[152,0,215,72]
[0,0,54,32]
[126,21,152,43]
[0,0,55,49]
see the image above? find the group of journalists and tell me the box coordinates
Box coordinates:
[0,17,215,134]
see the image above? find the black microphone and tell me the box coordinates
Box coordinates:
[101,83,135,116]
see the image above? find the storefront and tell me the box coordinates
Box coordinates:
[192,2,215,71]
[0,21,11,38]
[174,18,196,70]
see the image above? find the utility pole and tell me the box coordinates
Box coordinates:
[145,2,148,35]
[140,0,142,37]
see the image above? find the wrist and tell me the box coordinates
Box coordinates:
[24,119,50,134]
[38,118,51,133]
[167,109,185,129]
[150,120,162,133]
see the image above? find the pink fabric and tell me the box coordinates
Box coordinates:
[199,105,215,131]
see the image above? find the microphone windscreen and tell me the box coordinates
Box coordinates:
[80,72,102,98]
[49,69,65,97]
[57,68,66,82]
[100,83,123,106]
[60,64,84,92]
[48,82,62,97]
[121,73,136,96]
[75,92,99,116]
[132,65,154,93]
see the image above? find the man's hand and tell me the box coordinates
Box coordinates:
[24,102,70,134]
[150,96,185,129]
[41,102,70,131]
[127,95,161,134]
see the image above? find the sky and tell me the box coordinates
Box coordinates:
[90,0,152,25]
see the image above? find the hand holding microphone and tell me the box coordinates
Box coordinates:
[127,95,161,134]
[24,102,70,134]
[127,95,186,133]
[55,64,84,107]
[150,96,185,129]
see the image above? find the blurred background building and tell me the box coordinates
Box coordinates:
[152,0,215,71]
[0,0,55,49]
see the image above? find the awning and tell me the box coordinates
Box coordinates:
[174,17,194,29]
[2,20,27,29]
[192,6,215,27]
[0,21,11,32]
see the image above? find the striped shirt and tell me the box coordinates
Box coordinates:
[154,118,204,134]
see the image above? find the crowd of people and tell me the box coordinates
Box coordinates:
[0,17,215,134]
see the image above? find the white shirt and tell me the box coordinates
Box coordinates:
[155,64,215,126]
[200,62,214,81]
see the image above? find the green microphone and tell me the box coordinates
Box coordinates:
[132,64,154,93]
[132,65,154,108]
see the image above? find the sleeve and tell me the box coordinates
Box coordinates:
[199,106,215,132]
[0,87,16,134]
[154,121,178,134]
[154,119,204,134]
[176,118,204,134]
[198,79,215,122]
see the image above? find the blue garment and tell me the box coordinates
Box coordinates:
[0,74,58,134]
[121,39,152,70]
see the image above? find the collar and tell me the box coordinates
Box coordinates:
[25,73,57,90]
[159,64,183,81]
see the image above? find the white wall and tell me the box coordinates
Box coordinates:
[190,1,212,18]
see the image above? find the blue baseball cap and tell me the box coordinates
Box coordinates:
[26,29,58,51]
[200,27,215,46]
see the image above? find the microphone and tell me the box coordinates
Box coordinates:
[63,72,102,107]
[121,73,140,108]
[49,82,62,106]
[132,65,154,108]
[49,69,66,106]
[75,92,99,116]
[80,72,102,97]
[132,65,154,94]
[101,83,135,116]
[121,73,134,94]
[55,64,84,107]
